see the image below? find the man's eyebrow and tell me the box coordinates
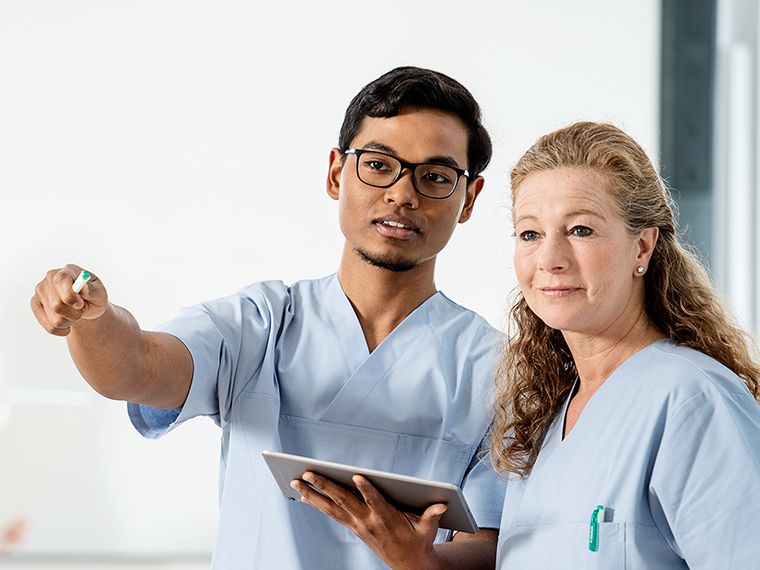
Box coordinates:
[425,155,464,169]
[361,141,397,155]
[360,141,464,169]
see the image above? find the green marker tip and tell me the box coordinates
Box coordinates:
[82,271,91,280]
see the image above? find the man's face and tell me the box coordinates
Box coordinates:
[326,108,483,273]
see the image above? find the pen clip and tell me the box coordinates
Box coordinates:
[588,504,605,552]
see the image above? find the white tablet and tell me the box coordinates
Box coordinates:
[261,450,479,533]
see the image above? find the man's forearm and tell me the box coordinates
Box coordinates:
[32,264,192,409]
[66,303,150,402]
[431,529,498,569]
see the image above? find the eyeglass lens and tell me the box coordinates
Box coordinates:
[355,151,459,198]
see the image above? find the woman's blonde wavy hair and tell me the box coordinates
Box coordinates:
[491,121,760,477]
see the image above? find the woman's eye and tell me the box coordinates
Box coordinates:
[519,230,540,241]
[571,226,593,237]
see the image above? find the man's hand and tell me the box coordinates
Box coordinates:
[31,264,109,336]
[29,263,192,408]
[291,472,445,570]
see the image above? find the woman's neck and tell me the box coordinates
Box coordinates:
[564,311,666,396]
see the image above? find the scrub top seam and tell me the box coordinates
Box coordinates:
[651,343,755,401]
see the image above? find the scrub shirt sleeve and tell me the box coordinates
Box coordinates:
[128,281,292,439]
[648,387,760,569]
[461,441,507,530]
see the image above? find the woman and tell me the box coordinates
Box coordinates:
[292,121,760,569]
[492,121,760,568]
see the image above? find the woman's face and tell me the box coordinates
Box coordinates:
[513,167,649,339]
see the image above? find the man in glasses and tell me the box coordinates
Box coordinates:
[31,66,504,569]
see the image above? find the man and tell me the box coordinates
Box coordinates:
[31,66,505,568]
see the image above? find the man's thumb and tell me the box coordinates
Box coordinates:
[421,503,447,528]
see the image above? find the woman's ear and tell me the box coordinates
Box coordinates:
[635,227,660,272]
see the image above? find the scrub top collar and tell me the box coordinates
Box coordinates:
[327,273,444,358]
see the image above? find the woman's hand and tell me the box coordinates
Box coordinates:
[291,472,446,570]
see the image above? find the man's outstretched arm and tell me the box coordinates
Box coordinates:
[31,264,192,409]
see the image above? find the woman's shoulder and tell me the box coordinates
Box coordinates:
[628,339,753,404]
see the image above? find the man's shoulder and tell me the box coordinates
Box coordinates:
[188,274,335,328]
[429,292,503,354]
[434,292,499,332]
[233,274,335,304]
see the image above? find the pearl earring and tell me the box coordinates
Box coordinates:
[636,266,645,274]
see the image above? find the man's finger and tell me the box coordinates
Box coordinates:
[301,472,367,513]
[47,296,84,322]
[72,270,103,300]
[52,267,87,309]
[290,480,354,526]
[75,275,109,315]
[351,475,397,516]
[39,289,82,329]
[55,267,108,319]
[30,297,72,337]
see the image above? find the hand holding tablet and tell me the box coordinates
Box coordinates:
[262,450,479,533]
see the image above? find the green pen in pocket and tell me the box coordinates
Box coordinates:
[589,505,605,552]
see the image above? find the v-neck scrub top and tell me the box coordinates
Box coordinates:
[128,274,506,569]
[495,339,760,569]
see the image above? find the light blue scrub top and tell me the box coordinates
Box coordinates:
[496,339,760,569]
[128,274,506,569]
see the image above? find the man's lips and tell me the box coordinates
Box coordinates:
[373,216,420,239]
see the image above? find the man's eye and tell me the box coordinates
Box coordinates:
[571,226,593,237]
[363,160,392,171]
[422,171,453,184]
[519,230,540,241]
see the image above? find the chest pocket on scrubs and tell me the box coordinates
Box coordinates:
[393,433,475,484]
[277,415,402,472]
[501,521,626,569]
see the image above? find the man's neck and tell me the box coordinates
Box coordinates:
[337,249,437,352]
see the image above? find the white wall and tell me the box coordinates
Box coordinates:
[0,0,660,557]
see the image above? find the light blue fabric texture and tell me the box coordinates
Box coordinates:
[128,274,505,569]
[495,339,760,569]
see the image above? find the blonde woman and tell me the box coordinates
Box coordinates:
[274,122,760,570]
[492,121,760,568]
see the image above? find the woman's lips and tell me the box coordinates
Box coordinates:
[538,287,582,297]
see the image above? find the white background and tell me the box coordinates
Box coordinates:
[0,0,660,559]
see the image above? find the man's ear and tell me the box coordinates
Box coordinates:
[326,148,344,201]
[458,176,485,223]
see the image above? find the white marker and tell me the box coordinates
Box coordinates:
[72,270,92,294]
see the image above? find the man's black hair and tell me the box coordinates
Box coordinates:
[338,66,492,180]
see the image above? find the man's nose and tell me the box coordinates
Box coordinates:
[383,169,419,209]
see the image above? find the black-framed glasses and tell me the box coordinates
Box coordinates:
[344,148,469,199]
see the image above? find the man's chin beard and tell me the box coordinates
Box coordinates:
[355,248,416,273]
